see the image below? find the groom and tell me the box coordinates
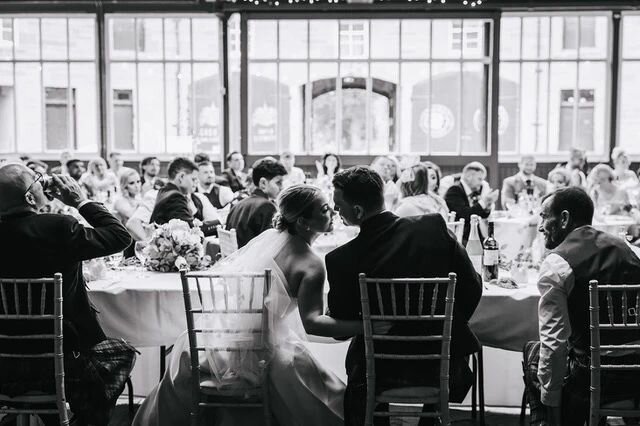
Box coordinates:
[326,166,483,426]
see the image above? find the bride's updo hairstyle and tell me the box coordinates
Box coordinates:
[273,184,323,234]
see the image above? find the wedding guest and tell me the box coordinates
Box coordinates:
[126,184,163,241]
[422,161,443,193]
[197,160,234,208]
[280,151,306,188]
[149,158,219,235]
[587,164,631,215]
[225,159,287,247]
[50,150,73,175]
[218,151,248,193]
[193,152,210,164]
[0,163,134,425]
[327,166,482,426]
[444,162,499,244]
[501,155,548,210]
[140,156,161,194]
[395,163,449,219]
[547,167,572,193]
[66,159,86,182]
[81,157,118,200]
[315,153,342,194]
[113,167,142,224]
[611,147,639,189]
[371,156,401,211]
[560,147,589,187]
[523,187,640,426]
[108,152,124,176]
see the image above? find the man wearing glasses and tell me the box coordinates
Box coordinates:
[0,163,133,425]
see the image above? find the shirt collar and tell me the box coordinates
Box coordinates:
[460,179,475,197]
[252,189,269,199]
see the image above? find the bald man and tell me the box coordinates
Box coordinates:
[0,163,132,425]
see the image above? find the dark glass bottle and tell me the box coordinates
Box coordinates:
[483,221,499,282]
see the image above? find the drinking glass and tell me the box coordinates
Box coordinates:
[105,252,123,270]
[135,240,149,266]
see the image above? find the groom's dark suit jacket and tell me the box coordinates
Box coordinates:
[326,211,482,390]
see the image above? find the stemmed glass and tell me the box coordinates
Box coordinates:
[134,240,148,266]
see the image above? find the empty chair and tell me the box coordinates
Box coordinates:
[0,274,70,426]
[217,226,239,259]
[358,272,457,426]
[588,280,640,426]
[180,269,272,426]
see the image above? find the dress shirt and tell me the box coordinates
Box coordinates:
[460,179,490,209]
[537,231,640,406]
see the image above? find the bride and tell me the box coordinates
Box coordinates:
[134,184,375,426]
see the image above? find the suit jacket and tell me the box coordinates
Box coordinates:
[444,182,490,245]
[217,168,246,193]
[150,182,198,226]
[326,211,482,388]
[0,202,131,352]
[225,189,276,248]
[501,173,548,209]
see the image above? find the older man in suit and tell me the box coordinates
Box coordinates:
[326,166,483,426]
[0,163,132,425]
[444,161,499,245]
[501,155,548,210]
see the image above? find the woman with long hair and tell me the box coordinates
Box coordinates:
[113,167,142,224]
[395,163,449,219]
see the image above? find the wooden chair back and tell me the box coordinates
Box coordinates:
[588,280,640,426]
[217,226,239,258]
[446,219,465,244]
[0,273,70,426]
[359,273,457,426]
[180,269,272,426]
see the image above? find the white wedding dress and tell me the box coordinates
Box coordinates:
[133,229,345,426]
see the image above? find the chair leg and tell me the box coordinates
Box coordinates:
[471,353,477,421]
[477,348,485,426]
[520,388,527,425]
[126,377,135,421]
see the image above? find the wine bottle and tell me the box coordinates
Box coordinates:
[483,221,499,282]
[466,214,483,275]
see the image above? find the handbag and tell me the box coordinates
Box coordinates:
[65,338,138,425]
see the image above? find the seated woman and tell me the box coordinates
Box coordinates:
[611,147,639,190]
[395,163,449,219]
[588,164,631,215]
[133,185,385,426]
[113,167,142,224]
[81,157,118,201]
[547,167,572,193]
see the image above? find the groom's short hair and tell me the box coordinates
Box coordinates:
[332,166,384,212]
[168,157,198,179]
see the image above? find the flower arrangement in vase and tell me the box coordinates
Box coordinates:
[143,219,212,272]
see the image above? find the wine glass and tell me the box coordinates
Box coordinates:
[134,240,149,266]
[105,252,123,270]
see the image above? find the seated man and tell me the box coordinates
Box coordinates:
[139,156,161,195]
[326,166,483,426]
[150,157,219,236]
[501,155,548,210]
[444,162,499,244]
[523,187,640,426]
[225,159,287,247]
[0,163,133,425]
[217,151,248,193]
[197,160,234,208]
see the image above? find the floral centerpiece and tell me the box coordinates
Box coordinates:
[143,219,212,272]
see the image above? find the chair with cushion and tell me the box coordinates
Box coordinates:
[0,273,71,426]
[217,226,239,259]
[358,272,457,426]
[588,280,640,426]
[446,219,465,244]
[180,269,272,426]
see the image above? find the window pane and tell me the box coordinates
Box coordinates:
[552,17,578,60]
[228,15,241,154]
[500,17,521,60]
[432,20,461,59]
[249,62,278,153]
[430,62,460,153]
[43,63,69,151]
[400,62,429,153]
[109,18,136,60]
[619,62,640,154]
[578,61,606,155]
[340,20,369,60]
[462,20,486,59]
[548,61,577,153]
[42,18,67,60]
[340,63,368,153]
[401,20,430,59]
[193,63,221,159]
[110,63,136,151]
[0,63,15,152]
[165,62,191,154]
[370,63,398,154]
[192,18,218,60]
[520,62,549,154]
[579,16,608,60]
[279,62,307,153]
[0,19,13,60]
[138,63,165,153]
[69,18,95,60]
[522,17,550,60]
[15,63,43,152]
[622,15,640,59]
[279,20,307,60]
[371,20,399,59]
[461,62,486,153]
[14,19,40,60]
[137,18,163,60]
[310,20,338,59]
[71,63,98,153]
[309,62,338,154]
[164,18,191,60]
[498,62,520,153]
[249,20,277,60]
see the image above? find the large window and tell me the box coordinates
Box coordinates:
[246,18,492,156]
[106,15,222,158]
[499,13,610,160]
[0,16,98,155]
[618,13,640,155]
